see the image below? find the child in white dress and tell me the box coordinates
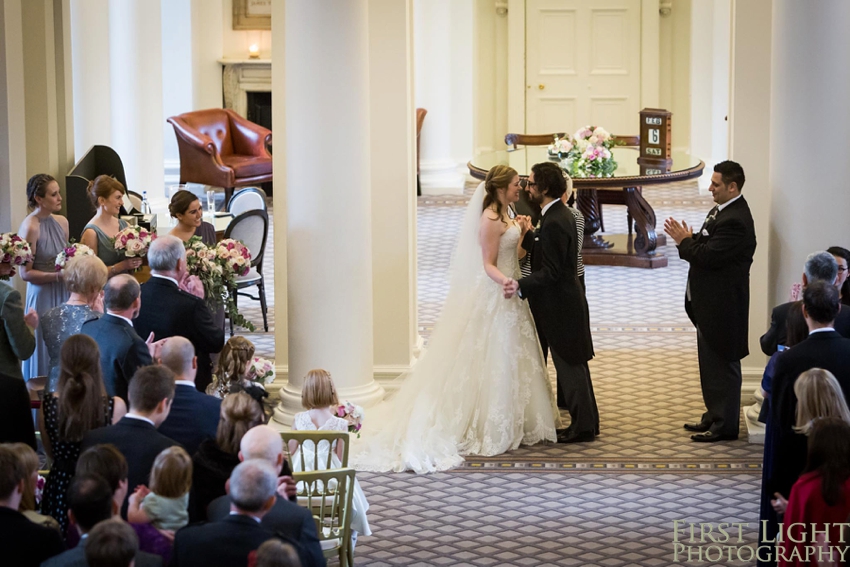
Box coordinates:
[127,446,192,531]
[291,369,372,539]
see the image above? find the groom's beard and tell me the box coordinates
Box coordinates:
[526,192,543,206]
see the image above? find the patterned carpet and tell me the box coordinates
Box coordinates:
[216,181,765,566]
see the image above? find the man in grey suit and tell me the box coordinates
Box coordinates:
[0,262,38,380]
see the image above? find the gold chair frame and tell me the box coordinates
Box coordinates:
[280,430,350,471]
[295,467,357,567]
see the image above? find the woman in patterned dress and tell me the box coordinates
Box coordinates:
[38,334,126,535]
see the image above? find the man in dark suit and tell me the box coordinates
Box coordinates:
[0,445,64,566]
[505,162,598,443]
[133,235,224,391]
[206,426,325,567]
[760,251,850,354]
[81,366,178,515]
[0,372,36,448]
[81,275,163,402]
[665,160,757,442]
[42,475,161,567]
[173,459,279,567]
[0,261,37,380]
[157,337,221,455]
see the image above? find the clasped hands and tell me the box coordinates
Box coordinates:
[515,214,533,235]
[663,217,693,245]
[503,278,519,299]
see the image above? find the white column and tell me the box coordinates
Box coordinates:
[414,0,474,195]
[69,0,111,160]
[161,0,193,185]
[0,0,28,236]
[108,0,163,195]
[273,0,384,425]
[369,0,420,386]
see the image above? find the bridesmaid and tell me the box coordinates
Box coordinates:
[18,174,70,381]
[168,189,217,246]
[80,175,142,277]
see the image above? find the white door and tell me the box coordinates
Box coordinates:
[525,0,641,136]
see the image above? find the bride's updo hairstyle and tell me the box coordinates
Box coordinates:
[301,369,339,410]
[482,165,518,223]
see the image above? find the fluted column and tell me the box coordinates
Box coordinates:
[273,0,384,425]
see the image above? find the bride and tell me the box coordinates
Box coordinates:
[351,165,560,474]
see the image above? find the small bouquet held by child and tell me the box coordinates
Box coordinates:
[0,233,33,279]
[112,225,156,258]
[247,356,275,386]
[55,242,94,271]
[337,401,365,438]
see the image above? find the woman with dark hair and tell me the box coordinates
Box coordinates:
[38,334,126,535]
[80,175,142,276]
[18,173,71,380]
[167,189,216,246]
[780,418,850,566]
[827,246,850,306]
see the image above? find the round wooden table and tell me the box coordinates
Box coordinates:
[468,147,704,268]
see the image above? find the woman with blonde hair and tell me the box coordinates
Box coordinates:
[793,368,850,435]
[7,443,60,531]
[41,255,109,391]
[190,391,263,521]
[207,336,268,413]
[352,164,558,473]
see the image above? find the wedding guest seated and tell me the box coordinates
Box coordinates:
[207,336,267,415]
[761,251,850,355]
[828,245,850,306]
[250,539,303,567]
[0,444,64,566]
[39,334,126,537]
[173,459,279,567]
[81,275,166,402]
[80,175,142,277]
[7,443,60,532]
[780,418,850,566]
[75,445,172,564]
[168,189,216,246]
[157,337,221,456]
[207,426,325,567]
[41,255,107,392]
[81,366,178,516]
[85,519,140,567]
[0,372,36,448]
[190,392,263,522]
[758,301,808,423]
[42,474,162,567]
[133,236,224,392]
[127,447,192,532]
[0,259,37,381]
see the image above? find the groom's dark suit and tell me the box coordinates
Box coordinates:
[518,199,598,435]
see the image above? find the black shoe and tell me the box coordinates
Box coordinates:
[683,421,711,433]
[556,427,572,437]
[558,430,595,444]
[691,431,738,443]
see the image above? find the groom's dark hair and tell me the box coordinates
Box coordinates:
[531,162,566,199]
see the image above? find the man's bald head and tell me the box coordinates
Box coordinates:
[158,336,196,381]
[104,274,141,315]
[239,425,284,473]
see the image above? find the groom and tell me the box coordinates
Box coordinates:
[504,162,598,443]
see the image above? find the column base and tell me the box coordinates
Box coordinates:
[271,378,387,429]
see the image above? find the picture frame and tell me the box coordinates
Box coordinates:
[233,0,271,30]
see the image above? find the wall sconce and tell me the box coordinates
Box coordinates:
[659,0,672,16]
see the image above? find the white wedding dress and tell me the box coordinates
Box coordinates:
[351,184,559,474]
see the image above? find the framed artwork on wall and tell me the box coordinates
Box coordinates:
[233,0,271,30]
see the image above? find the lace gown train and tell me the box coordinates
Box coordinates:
[351,221,559,474]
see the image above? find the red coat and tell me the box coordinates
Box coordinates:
[780,471,850,566]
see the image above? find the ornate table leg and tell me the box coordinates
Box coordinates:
[623,186,658,255]
[577,188,614,248]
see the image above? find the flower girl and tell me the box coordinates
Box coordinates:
[290,369,372,539]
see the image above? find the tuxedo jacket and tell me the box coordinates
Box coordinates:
[81,417,179,516]
[158,383,221,456]
[518,199,593,364]
[81,314,152,402]
[679,196,756,361]
[760,301,850,355]
[0,372,36,449]
[207,494,326,567]
[40,536,162,567]
[767,331,850,498]
[0,281,35,381]
[0,507,64,567]
[172,514,276,567]
[133,277,224,391]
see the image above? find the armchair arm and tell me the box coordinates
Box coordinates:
[226,109,272,158]
[167,116,217,155]
[168,115,234,187]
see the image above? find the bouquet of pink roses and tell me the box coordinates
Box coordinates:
[215,239,251,277]
[246,357,275,385]
[0,233,33,266]
[336,400,364,438]
[55,242,94,270]
[113,226,155,258]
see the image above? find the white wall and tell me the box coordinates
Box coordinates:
[161,0,194,175]
[474,0,508,153]
[659,0,691,153]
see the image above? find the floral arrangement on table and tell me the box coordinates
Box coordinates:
[547,126,621,179]
[112,226,156,258]
[246,356,275,386]
[184,236,255,331]
[547,134,574,158]
[55,242,94,271]
[336,401,365,438]
[0,233,33,279]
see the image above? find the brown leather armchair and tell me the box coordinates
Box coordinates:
[167,108,272,202]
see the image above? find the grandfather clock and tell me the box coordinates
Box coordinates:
[637,108,672,172]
